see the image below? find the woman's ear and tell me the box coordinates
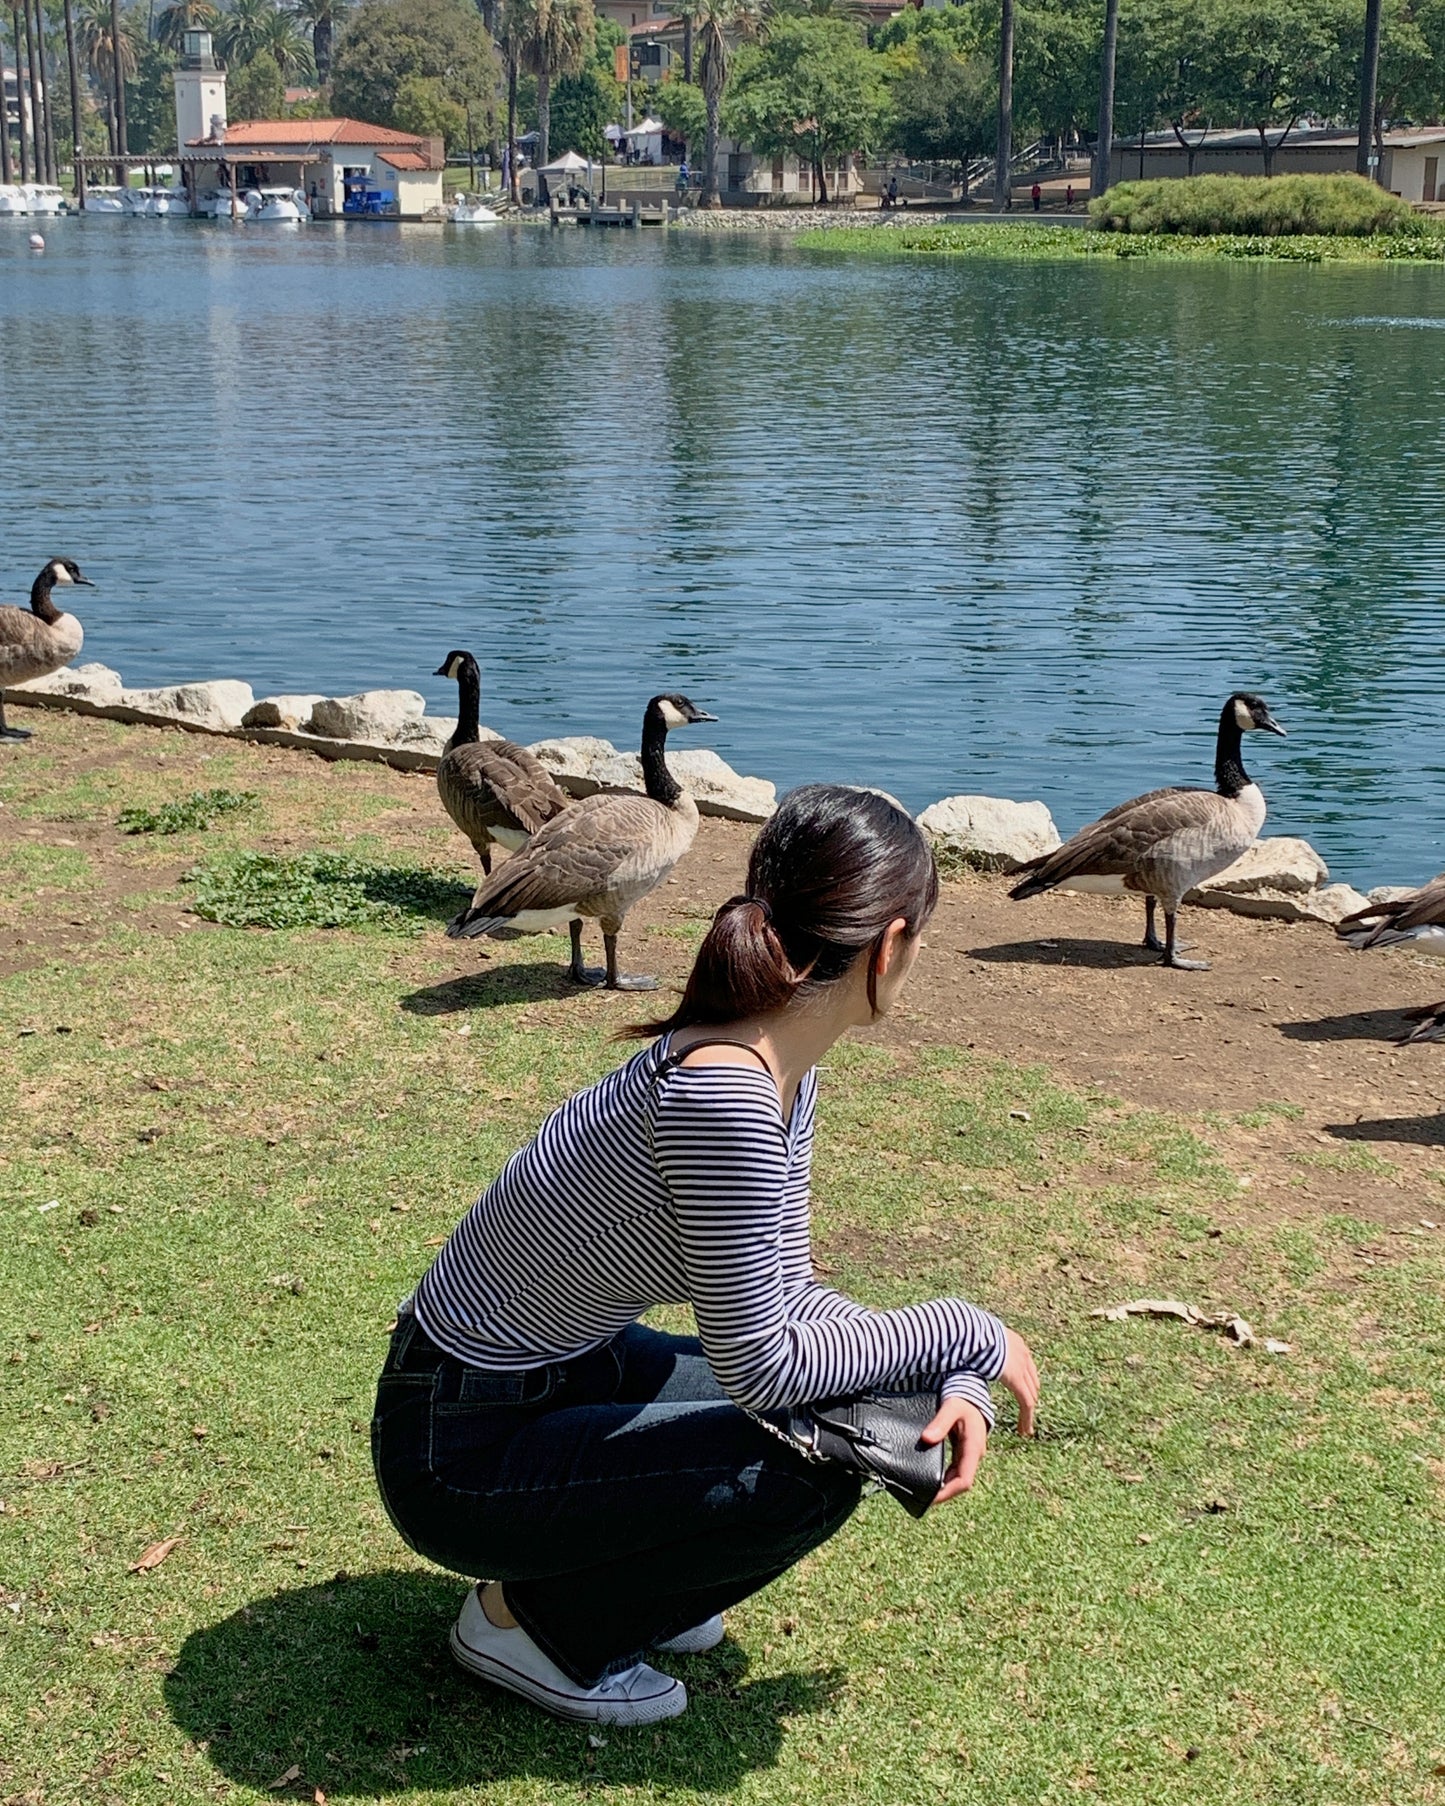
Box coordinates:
[875,917,912,978]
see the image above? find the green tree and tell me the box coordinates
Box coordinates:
[288,0,347,82]
[154,0,216,51]
[507,0,592,170]
[330,0,499,130]
[226,49,285,116]
[654,71,705,156]
[695,0,761,206]
[1200,0,1346,173]
[724,14,887,201]
[549,59,614,157]
[125,33,177,149]
[76,0,134,154]
[216,0,271,66]
[257,5,313,75]
[883,13,994,178]
[393,69,464,146]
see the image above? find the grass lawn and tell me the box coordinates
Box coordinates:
[798,221,1445,265]
[2,725,1444,1805]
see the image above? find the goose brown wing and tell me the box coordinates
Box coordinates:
[463,793,669,918]
[1338,871,1445,942]
[1017,787,1214,889]
[439,739,570,838]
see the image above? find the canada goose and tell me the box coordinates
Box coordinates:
[0,560,95,741]
[433,650,571,876]
[446,692,718,990]
[1337,875,1445,1042]
[1008,692,1287,971]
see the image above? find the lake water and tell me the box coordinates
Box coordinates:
[4,216,1445,887]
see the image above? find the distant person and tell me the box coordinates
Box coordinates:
[1065,182,1074,211]
[676,159,690,200]
[371,786,1040,1727]
[1031,180,1042,212]
[887,174,898,210]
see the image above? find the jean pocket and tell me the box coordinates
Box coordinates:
[432,1358,559,1411]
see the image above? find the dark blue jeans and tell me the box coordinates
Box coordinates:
[371,1312,862,1687]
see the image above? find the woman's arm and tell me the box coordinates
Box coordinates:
[653,1071,1007,1414]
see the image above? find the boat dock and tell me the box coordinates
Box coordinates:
[549,199,669,228]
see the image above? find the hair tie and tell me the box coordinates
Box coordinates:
[725,893,773,925]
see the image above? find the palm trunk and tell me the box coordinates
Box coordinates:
[21,0,44,181]
[813,141,826,204]
[701,83,720,207]
[506,51,518,202]
[12,5,29,179]
[313,17,331,81]
[1357,0,1383,180]
[62,0,83,201]
[0,10,13,181]
[536,67,549,170]
[109,0,126,185]
[35,0,58,184]
[682,13,692,82]
[1090,0,1117,199]
[993,0,1013,209]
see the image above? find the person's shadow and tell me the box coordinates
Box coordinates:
[164,1570,840,1797]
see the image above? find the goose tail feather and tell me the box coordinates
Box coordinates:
[446,909,511,941]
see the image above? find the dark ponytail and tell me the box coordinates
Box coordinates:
[631,783,938,1037]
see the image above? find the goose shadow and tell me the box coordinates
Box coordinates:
[1324,1114,1445,1146]
[400,965,583,1014]
[1278,1010,1414,1044]
[163,1571,840,1798]
[966,938,1158,971]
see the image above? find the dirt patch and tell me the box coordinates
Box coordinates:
[6,712,1445,1232]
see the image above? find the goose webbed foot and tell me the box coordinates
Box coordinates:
[568,919,606,987]
[0,727,34,742]
[604,932,657,992]
[1161,911,1208,972]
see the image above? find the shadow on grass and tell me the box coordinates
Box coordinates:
[1278,1009,1410,1043]
[1325,1114,1445,1145]
[967,937,1154,970]
[400,964,584,1014]
[165,1570,838,1798]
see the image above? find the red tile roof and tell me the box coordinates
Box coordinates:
[187,117,430,149]
[376,150,429,171]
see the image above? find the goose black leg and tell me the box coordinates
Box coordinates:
[1162,910,1209,972]
[0,701,33,742]
[1144,896,1189,954]
[568,918,606,987]
[480,844,492,877]
[604,930,658,992]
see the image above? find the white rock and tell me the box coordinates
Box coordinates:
[917,794,1061,873]
[527,736,775,822]
[1191,837,1328,900]
[120,679,255,731]
[9,662,124,706]
[242,693,326,730]
[306,690,428,744]
[1190,881,1369,926]
[1367,884,1418,905]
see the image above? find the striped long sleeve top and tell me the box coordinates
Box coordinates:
[413,1035,1007,1423]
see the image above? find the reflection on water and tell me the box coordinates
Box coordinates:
[3,218,1445,884]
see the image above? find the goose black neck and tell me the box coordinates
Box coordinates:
[641,709,682,807]
[452,661,481,745]
[29,570,62,625]
[1214,708,1251,800]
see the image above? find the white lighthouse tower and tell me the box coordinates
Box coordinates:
[173,28,227,146]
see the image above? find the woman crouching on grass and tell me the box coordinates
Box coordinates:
[371,784,1040,1727]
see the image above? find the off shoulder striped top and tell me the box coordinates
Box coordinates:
[412,1035,1007,1423]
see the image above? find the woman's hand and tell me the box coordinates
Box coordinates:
[921,1398,989,1505]
[1000,1327,1040,1438]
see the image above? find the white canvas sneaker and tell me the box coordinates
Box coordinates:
[450,1586,688,1725]
[654,1615,725,1655]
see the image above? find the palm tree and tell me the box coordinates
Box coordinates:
[520,0,592,169]
[1091,0,1118,199]
[992,0,1014,209]
[77,0,133,160]
[289,0,343,83]
[155,0,218,50]
[216,0,272,68]
[258,4,310,75]
[496,0,526,200]
[696,0,759,209]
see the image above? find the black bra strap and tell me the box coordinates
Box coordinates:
[653,1035,773,1080]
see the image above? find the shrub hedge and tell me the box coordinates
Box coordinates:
[1089,173,1423,237]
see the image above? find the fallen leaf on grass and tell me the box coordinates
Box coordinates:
[268,1764,301,1789]
[129,1536,181,1573]
[1091,1298,1291,1355]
